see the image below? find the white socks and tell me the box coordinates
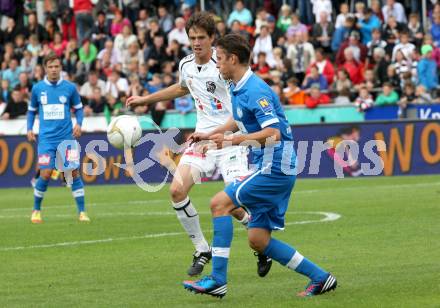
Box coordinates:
[172,196,210,252]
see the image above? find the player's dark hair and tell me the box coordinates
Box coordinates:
[186,12,216,37]
[43,52,61,66]
[216,34,251,65]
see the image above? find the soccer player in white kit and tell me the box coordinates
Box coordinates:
[126,12,272,277]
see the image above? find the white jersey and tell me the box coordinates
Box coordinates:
[178,50,232,133]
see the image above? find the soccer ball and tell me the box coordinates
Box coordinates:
[107,115,142,149]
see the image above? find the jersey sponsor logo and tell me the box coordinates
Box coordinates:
[40,92,48,105]
[59,95,67,104]
[210,97,223,110]
[66,149,80,162]
[258,97,273,114]
[206,81,216,94]
[38,154,51,166]
[43,104,65,120]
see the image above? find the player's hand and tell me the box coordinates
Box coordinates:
[126,96,146,107]
[187,132,210,144]
[209,133,228,150]
[27,131,36,142]
[73,124,82,138]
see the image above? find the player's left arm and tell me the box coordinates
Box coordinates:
[71,86,84,138]
[210,94,281,148]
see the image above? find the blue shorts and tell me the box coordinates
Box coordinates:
[224,170,296,230]
[37,139,80,170]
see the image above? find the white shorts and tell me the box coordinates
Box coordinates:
[179,144,249,183]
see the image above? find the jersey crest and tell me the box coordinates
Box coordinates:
[206,81,216,94]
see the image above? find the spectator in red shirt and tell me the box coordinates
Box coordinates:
[305,84,331,108]
[339,47,364,84]
[73,0,94,44]
[336,31,368,66]
[306,48,335,85]
[251,52,271,81]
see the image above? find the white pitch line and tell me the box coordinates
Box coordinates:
[0,211,340,252]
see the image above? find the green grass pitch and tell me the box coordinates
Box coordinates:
[1,175,439,307]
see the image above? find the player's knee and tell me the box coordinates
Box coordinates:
[39,169,52,181]
[248,234,265,253]
[169,184,186,203]
[210,193,232,216]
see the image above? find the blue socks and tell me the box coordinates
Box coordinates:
[71,177,85,213]
[263,238,328,282]
[33,177,49,211]
[211,216,233,285]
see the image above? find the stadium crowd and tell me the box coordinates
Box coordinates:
[0,0,439,125]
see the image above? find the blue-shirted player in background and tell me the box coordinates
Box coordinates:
[27,53,90,223]
[184,34,337,298]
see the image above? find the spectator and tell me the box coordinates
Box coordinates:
[375,82,399,105]
[305,84,331,108]
[367,29,387,59]
[431,12,440,47]
[339,47,364,85]
[382,15,404,58]
[215,20,229,39]
[371,47,390,84]
[384,64,401,91]
[311,12,335,53]
[312,0,332,23]
[1,88,28,119]
[355,86,374,111]
[414,85,434,104]
[105,70,129,99]
[393,50,412,85]
[80,71,106,101]
[84,87,106,116]
[20,50,37,74]
[286,32,316,83]
[283,77,306,105]
[382,0,407,24]
[354,1,366,20]
[254,7,269,35]
[417,44,439,91]
[168,17,190,47]
[302,65,328,91]
[158,5,174,34]
[26,12,48,43]
[49,32,68,58]
[371,0,385,23]
[391,30,415,62]
[2,58,22,88]
[266,15,285,48]
[114,25,137,56]
[230,20,250,42]
[135,8,151,33]
[358,8,381,45]
[78,39,97,72]
[145,18,165,46]
[335,3,350,29]
[253,25,275,67]
[73,0,94,45]
[334,87,351,105]
[362,69,381,92]
[307,48,335,85]
[251,52,271,81]
[286,13,308,38]
[44,16,59,42]
[97,39,122,67]
[17,72,31,100]
[63,38,80,75]
[91,11,110,51]
[336,31,367,66]
[276,5,292,33]
[3,17,25,44]
[0,80,11,116]
[59,1,76,41]
[26,34,42,58]
[145,34,170,74]
[110,9,131,38]
[407,13,424,47]
[333,68,352,93]
[227,0,253,27]
[398,82,416,116]
[332,16,356,52]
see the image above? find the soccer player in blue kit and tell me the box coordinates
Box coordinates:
[27,53,90,223]
[183,34,337,298]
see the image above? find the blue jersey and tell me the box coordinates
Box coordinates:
[230,69,295,173]
[29,77,82,143]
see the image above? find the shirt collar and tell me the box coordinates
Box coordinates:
[44,75,63,86]
[233,67,253,92]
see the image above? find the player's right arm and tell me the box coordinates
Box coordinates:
[126,83,189,107]
[27,86,39,142]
